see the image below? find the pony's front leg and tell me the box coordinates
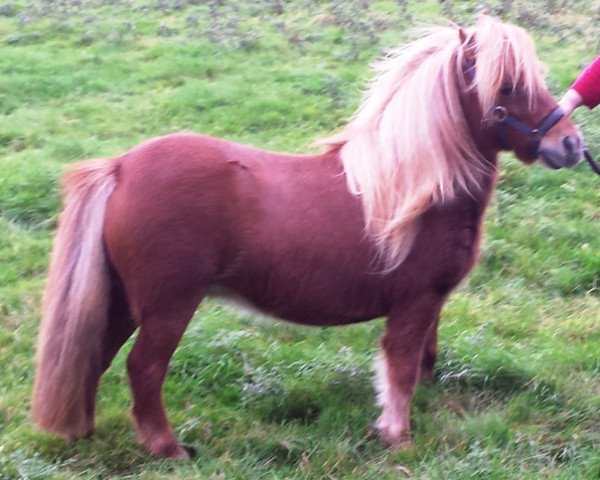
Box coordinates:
[126,295,202,459]
[374,293,445,447]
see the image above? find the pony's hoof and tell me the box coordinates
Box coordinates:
[364,427,379,441]
[145,439,194,459]
[182,445,197,459]
[382,433,413,450]
[387,435,413,450]
[162,444,193,460]
[375,425,413,450]
[65,426,94,442]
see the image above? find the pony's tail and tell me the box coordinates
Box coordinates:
[32,159,118,439]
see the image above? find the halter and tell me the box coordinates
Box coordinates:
[462,60,600,175]
[493,105,600,175]
[492,104,565,157]
[462,61,564,157]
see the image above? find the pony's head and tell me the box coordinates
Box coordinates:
[323,14,581,270]
[457,14,581,169]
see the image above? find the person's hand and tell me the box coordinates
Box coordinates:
[558,88,584,116]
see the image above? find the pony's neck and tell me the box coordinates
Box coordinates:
[470,150,499,208]
[457,78,501,160]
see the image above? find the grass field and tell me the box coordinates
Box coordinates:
[0,0,599,478]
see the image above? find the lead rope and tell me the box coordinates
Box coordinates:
[584,148,600,175]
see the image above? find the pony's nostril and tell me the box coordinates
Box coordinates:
[562,136,576,153]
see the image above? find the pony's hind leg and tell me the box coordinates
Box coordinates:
[84,279,137,433]
[126,289,204,459]
[101,278,137,371]
[419,317,440,383]
[375,293,445,447]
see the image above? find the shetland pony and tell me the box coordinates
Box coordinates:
[33,15,582,458]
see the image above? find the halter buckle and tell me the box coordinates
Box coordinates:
[492,106,508,122]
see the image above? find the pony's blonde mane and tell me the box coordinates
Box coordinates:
[322,15,546,270]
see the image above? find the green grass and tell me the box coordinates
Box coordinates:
[1,0,599,478]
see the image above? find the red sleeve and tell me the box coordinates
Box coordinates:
[572,56,600,109]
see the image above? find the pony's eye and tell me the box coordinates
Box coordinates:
[500,85,513,96]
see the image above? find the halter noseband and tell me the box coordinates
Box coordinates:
[492,104,565,157]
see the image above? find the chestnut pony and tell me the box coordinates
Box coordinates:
[33,15,581,458]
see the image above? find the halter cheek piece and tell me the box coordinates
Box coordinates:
[492,104,565,157]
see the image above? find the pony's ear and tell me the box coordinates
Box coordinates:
[459,28,476,69]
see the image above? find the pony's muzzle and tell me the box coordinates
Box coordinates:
[538,133,582,169]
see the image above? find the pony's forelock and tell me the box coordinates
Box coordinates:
[463,15,547,116]
[321,15,546,270]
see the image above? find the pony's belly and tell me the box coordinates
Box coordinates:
[206,285,275,320]
[206,284,387,327]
